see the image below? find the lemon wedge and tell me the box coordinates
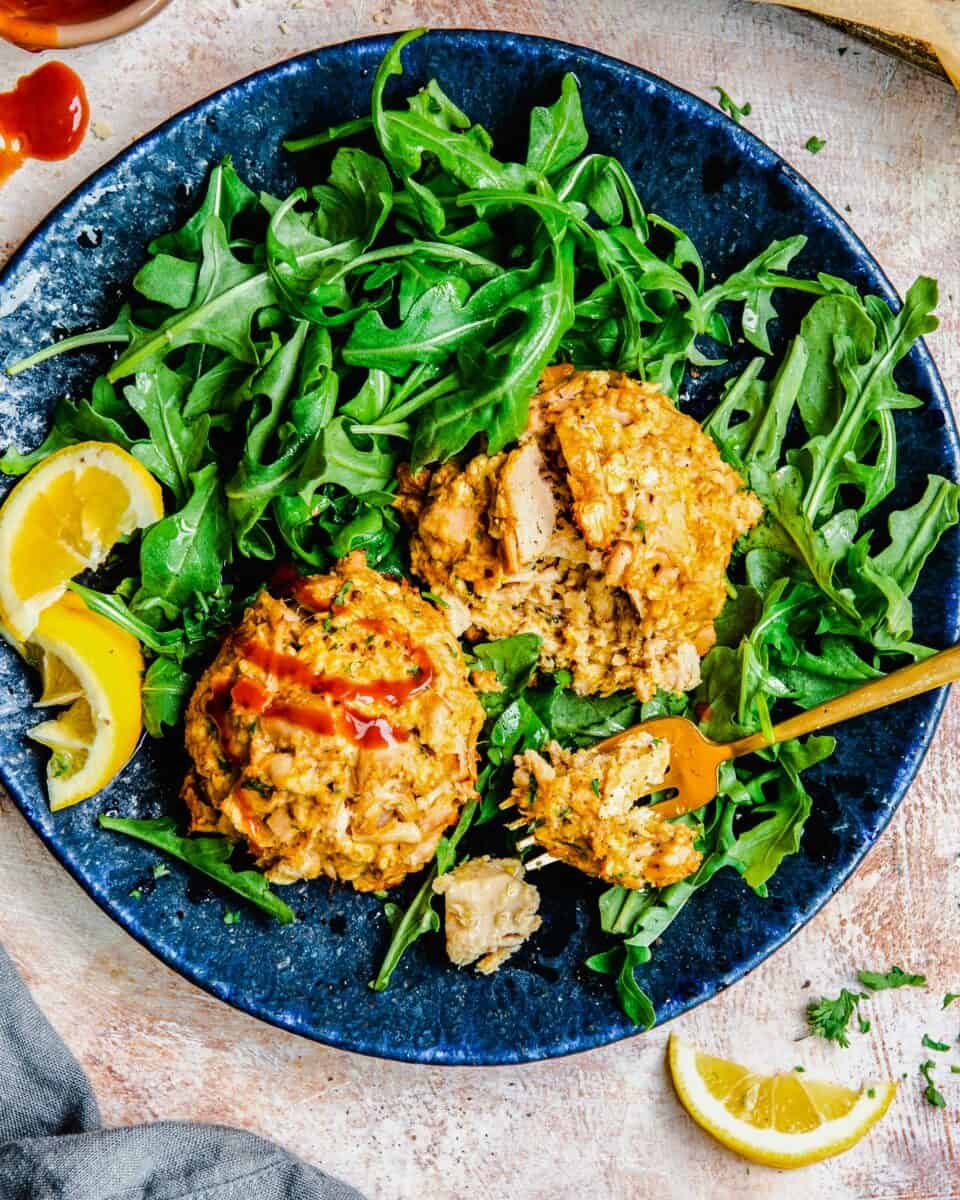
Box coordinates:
[25,593,144,810]
[0,441,163,639]
[668,1034,896,1169]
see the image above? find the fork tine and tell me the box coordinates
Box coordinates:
[524,852,557,871]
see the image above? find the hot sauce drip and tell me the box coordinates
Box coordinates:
[0,61,89,185]
[206,616,432,752]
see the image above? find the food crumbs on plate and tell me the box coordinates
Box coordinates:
[0,62,89,186]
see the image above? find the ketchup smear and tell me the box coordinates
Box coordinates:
[0,61,89,185]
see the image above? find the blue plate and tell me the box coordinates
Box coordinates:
[1,31,957,1065]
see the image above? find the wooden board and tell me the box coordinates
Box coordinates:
[796,8,947,79]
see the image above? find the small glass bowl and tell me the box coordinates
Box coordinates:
[0,0,172,50]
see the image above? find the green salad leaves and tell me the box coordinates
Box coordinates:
[3,30,957,1017]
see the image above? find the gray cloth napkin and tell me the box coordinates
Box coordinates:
[0,945,364,1200]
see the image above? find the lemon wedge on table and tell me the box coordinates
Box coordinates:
[0,441,163,640]
[24,593,144,811]
[668,1034,896,1169]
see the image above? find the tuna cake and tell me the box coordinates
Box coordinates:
[182,551,485,892]
[398,366,762,701]
[510,730,702,890]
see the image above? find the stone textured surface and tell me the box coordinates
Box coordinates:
[0,0,959,1196]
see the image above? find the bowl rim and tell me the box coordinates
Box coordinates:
[0,0,172,49]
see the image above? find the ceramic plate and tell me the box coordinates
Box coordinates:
[1,30,957,1064]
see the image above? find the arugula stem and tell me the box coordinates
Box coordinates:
[370,865,438,992]
[283,115,374,153]
[377,374,458,425]
[326,240,502,284]
[7,328,131,378]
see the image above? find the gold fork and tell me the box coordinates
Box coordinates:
[591,642,960,821]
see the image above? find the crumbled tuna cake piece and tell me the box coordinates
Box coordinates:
[182,551,484,892]
[510,730,702,889]
[398,367,761,700]
[433,856,542,973]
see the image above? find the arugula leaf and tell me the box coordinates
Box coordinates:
[150,158,258,260]
[0,376,137,474]
[411,233,575,465]
[125,365,210,505]
[138,464,231,614]
[109,216,279,379]
[369,867,441,991]
[729,736,835,892]
[470,633,542,695]
[142,657,194,737]
[858,966,927,991]
[526,73,589,176]
[98,815,294,923]
[134,253,200,309]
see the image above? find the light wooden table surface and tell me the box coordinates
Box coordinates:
[1,2,959,1198]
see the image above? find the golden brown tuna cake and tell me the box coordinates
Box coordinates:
[510,730,702,889]
[182,551,484,892]
[398,366,762,701]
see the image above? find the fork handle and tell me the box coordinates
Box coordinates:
[726,642,960,759]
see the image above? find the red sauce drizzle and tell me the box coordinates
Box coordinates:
[237,626,433,709]
[0,61,88,185]
[207,619,430,751]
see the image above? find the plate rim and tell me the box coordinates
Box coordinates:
[1,27,956,1066]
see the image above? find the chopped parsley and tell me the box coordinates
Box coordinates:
[224,909,241,925]
[323,616,334,633]
[713,86,751,124]
[129,887,143,900]
[422,591,449,609]
[794,1065,805,1073]
[943,993,959,1009]
[806,989,866,1047]
[920,1060,946,1108]
[867,1087,876,1098]
[858,966,926,991]
[634,519,646,536]
[951,1066,960,1075]
[332,580,353,607]
[922,1033,950,1053]
[152,862,171,880]
[804,135,827,154]
[591,778,601,797]
[858,1012,871,1034]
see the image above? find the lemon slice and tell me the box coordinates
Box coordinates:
[25,593,144,810]
[668,1034,896,1169]
[0,441,163,639]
